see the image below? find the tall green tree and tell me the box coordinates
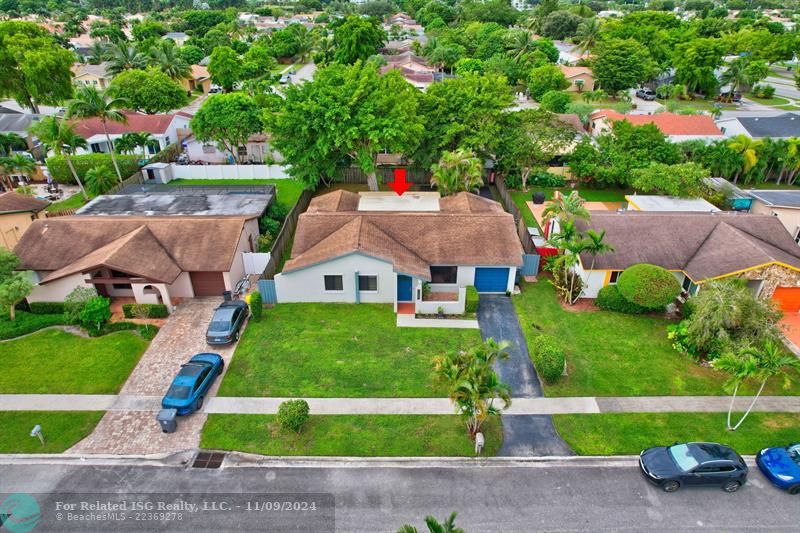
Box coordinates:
[105,41,149,76]
[0,21,75,113]
[150,39,191,81]
[631,162,710,198]
[208,46,241,93]
[430,149,484,196]
[592,38,655,96]
[673,38,724,96]
[332,15,386,65]
[190,93,263,164]
[109,67,188,114]
[28,116,89,200]
[269,62,423,191]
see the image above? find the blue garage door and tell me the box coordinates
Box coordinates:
[474,267,510,293]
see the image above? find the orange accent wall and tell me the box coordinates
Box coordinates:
[772,287,800,313]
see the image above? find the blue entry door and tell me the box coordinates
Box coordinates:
[474,267,510,293]
[397,275,413,301]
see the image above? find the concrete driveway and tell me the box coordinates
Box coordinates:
[477,295,573,456]
[69,298,239,455]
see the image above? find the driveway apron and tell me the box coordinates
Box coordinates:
[69,298,238,455]
[477,295,573,456]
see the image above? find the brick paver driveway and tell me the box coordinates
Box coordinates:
[70,298,240,455]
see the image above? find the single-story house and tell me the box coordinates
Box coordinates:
[558,65,595,92]
[0,112,43,153]
[162,32,189,46]
[71,62,113,90]
[381,52,436,90]
[589,110,724,143]
[625,195,719,212]
[574,212,800,309]
[0,192,49,249]
[274,191,524,313]
[179,65,212,95]
[72,111,191,156]
[14,215,260,309]
[183,133,283,164]
[745,189,800,242]
[716,113,800,139]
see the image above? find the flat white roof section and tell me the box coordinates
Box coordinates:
[625,195,720,212]
[357,191,441,212]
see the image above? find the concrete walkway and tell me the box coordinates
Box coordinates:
[8,395,797,414]
[396,314,480,329]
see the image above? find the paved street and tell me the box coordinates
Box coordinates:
[0,458,797,532]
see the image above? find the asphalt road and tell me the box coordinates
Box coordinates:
[1,459,797,532]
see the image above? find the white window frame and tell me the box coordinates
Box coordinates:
[608,271,621,284]
[358,274,379,293]
[323,274,344,293]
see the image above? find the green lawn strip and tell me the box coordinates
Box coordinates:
[744,93,791,107]
[553,412,800,455]
[0,329,149,394]
[751,182,800,190]
[201,414,502,456]
[0,312,68,340]
[219,304,481,397]
[512,280,800,397]
[166,178,306,210]
[0,411,104,453]
[46,192,92,213]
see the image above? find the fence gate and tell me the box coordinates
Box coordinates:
[258,279,278,304]
[520,254,541,277]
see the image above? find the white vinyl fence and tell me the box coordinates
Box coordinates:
[243,252,271,275]
[170,164,291,180]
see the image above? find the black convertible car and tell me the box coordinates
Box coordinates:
[639,442,748,493]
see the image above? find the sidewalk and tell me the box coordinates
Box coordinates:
[2,394,799,415]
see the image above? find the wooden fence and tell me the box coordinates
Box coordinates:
[44,208,77,218]
[495,178,537,255]
[262,188,314,280]
[106,171,144,195]
[332,166,431,185]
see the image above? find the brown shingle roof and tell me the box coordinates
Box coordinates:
[578,211,800,281]
[0,192,49,214]
[14,216,248,282]
[284,192,523,279]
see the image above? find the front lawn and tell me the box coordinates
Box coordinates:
[219,304,482,397]
[744,93,791,107]
[513,280,800,397]
[554,413,800,455]
[0,311,68,340]
[0,411,104,453]
[202,414,502,456]
[0,329,148,394]
[166,178,306,210]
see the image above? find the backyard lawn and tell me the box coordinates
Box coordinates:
[509,188,631,229]
[0,411,104,453]
[46,191,92,213]
[218,303,482,397]
[0,329,148,394]
[513,280,800,397]
[202,414,502,456]
[167,178,306,210]
[554,413,800,455]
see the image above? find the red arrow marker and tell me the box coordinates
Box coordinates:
[388,168,411,196]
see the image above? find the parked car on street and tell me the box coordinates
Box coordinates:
[717,91,742,102]
[209,85,222,94]
[162,353,224,415]
[639,442,748,492]
[757,443,800,494]
[206,300,249,345]
[636,88,657,101]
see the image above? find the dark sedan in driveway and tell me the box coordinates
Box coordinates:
[639,442,748,493]
[206,300,249,345]
[162,353,224,415]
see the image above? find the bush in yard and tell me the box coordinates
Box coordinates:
[616,264,681,310]
[539,90,571,113]
[266,202,289,223]
[528,170,565,188]
[121,303,169,319]
[79,296,111,334]
[257,233,274,253]
[595,285,649,314]
[530,334,566,383]
[259,216,282,237]
[249,291,263,320]
[504,174,523,189]
[46,154,141,184]
[277,399,310,433]
[465,286,479,313]
[28,302,66,315]
[64,286,97,324]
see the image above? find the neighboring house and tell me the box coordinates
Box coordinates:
[75,191,272,218]
[162,32,189,46]
[381,52,436,90]
[0,192,48,249]
[71,62,113,90]
[72,111,191,155]
[274,191,523,313]
[558,65,595,92]
[745,189,800,241]
[589,110,724,143]
[0,113,43,153]
[625,195,719,212]
[183,133,283,164]
[14,215,261,308]
[574,212,800,308]
[179,65,212,95]
[716,112,800,139]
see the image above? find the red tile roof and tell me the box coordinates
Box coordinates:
[590,110,723,136]
[72,111,179,138]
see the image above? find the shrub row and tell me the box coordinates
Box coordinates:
[465,285,479,313]
[28,302,66,315]
[46,154,142,184]
[0,312,68,340]
[121,303,169,319]
[530,334,566,383]
[596,285,649,314]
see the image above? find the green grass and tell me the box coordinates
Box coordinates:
[744,93,791,107]
[655,98,736,113]
[553,413,800,455]
[0,411,104,453]
[219,304,482,397]
[46,192,92,213]
[568,93,632,112]
[513,280,800,397]
[508,188,630,230]
[0,311,68,340]
[201,415,502,456]
[167,178,306,210]
[0,329,149,394]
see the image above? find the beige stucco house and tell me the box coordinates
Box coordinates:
[746,190,800,244]
[0,192,49,249]
[558,65,595,92]
[71,62,113,90]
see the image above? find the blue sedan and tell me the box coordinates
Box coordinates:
[757,443,800,494]
[162,353,224,415]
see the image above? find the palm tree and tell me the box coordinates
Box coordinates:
[507,30,536,64]
[150,40,191,80]
[28,116,89,201]
[105,41,148,76]
[727,135,762,184]
[84,166,117,196]
[713,340,800,431]
[542,190,590,224]
[67,86,129,183]
[781,138,800,185]
[86,41,109,65]
[582,229,614,273]
[0,154,33,191]
[430,149,484,196]
[116,131,155,158]
[0,133,26,156]
[574,17,601,55]
[294,26,316,64]
[398,513,464,533]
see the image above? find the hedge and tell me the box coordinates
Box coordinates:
[617,264,681,310]
[0,312,68,340]
[596,285,649,315]
[121,303,169,319]
[28,302,66,315]
[249,291,263,320]
[465,286,479,313]
[530,334,566,383]
[46,154,142,184]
